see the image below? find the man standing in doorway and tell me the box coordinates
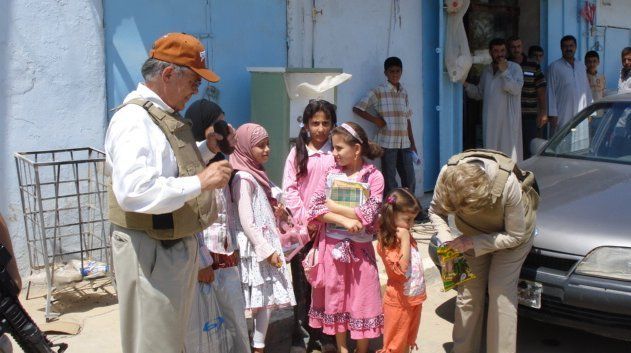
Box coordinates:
[105,33,233,353]
[618,47,631,93]
[353,56,418,195]
[508,36,547,159]
[547,35,592,134]
[464,38,524,161]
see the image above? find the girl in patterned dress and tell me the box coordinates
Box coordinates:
[376,188,426,353]
[307,122,385,353]
[229,123,296,352]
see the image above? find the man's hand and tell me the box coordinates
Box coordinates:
[197,160,232,191]
[537,114,549,128]
[497,58,508,73]
[205,124,236,154]
[198,266,215,283]
[446,236,474,253]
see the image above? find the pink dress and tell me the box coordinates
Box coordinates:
[282,142,335,230]
[307,162,385,339]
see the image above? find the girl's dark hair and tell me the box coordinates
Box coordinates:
[186,99,225,142]
[295,99,338,178]
[331,122,383,160]
[378,188,420,249]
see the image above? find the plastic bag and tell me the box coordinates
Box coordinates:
[184,283,232,353]
[437,244,476,291]
[444,0,472,83]
[410,150,424,199]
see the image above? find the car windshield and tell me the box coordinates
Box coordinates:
[543,101,631,164]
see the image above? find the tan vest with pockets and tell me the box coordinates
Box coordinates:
[447,149,539,239]
[108,99,217,240]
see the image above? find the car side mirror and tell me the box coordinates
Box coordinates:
[530,138,547,156]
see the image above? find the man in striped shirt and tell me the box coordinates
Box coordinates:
[353,56,417,194]
[508,37,547,158]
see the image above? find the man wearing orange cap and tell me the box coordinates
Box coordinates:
[104,33,233,353]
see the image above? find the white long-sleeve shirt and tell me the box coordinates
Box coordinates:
[464,61,524,161]
[547,58,593,126]
[104,83,215,215]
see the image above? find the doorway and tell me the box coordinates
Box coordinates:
[462,0,541,150]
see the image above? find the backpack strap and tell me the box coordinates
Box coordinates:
[447,149,516,203]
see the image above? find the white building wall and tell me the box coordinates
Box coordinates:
[0,0,107,275]
[287,0,423,170]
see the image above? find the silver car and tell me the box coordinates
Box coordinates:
[519,93,631,341]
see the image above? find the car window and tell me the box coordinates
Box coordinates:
[544,102,631,164]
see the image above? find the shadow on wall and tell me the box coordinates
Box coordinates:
[103,1,219,120]
[103,0,287,126]
[0,0,10,214]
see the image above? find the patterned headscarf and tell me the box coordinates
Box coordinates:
[229,123,274,202]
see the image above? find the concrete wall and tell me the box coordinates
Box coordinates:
[0,0,107,275]
[287,0,423,186]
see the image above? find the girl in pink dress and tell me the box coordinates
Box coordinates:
[283,100,337,353]
[308,122,385,353]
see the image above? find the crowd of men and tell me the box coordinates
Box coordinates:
[465,35,631,161]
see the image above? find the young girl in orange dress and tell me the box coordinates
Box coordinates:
[377,188,426,353]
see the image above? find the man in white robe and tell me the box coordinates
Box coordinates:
[547,35,593,134]
[464,38,524,161]
[618,47,631,94]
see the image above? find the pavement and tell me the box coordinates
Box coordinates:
[8,216,630,352]
[5,221,443,353]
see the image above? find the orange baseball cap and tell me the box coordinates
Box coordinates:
[149,33,220,82]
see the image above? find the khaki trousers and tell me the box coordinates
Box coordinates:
[111,225,198,353]
[452,235,533,353]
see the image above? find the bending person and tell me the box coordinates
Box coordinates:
[429,154,533,353]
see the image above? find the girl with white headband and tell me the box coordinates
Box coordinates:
[306,121,385,353]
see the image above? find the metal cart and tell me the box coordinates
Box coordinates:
[14,147,111,321]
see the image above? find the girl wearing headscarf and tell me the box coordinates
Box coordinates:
[229,123,296,353]
[186,99,250,353]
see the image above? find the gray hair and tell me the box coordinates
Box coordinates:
[141,58,188,81]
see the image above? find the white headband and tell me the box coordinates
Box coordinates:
[340,123,363,143]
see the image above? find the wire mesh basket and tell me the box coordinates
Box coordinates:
[14,147,111,320]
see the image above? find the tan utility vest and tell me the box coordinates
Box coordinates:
[108,99,217,240]
[447,149,539,238]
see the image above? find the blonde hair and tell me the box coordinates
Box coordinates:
[378,188,421,249]
[433,163,492,215]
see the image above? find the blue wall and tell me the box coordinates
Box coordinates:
[104,0,287,127]
[543,0,631,92]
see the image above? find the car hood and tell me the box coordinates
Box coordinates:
[521,156,631,256]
